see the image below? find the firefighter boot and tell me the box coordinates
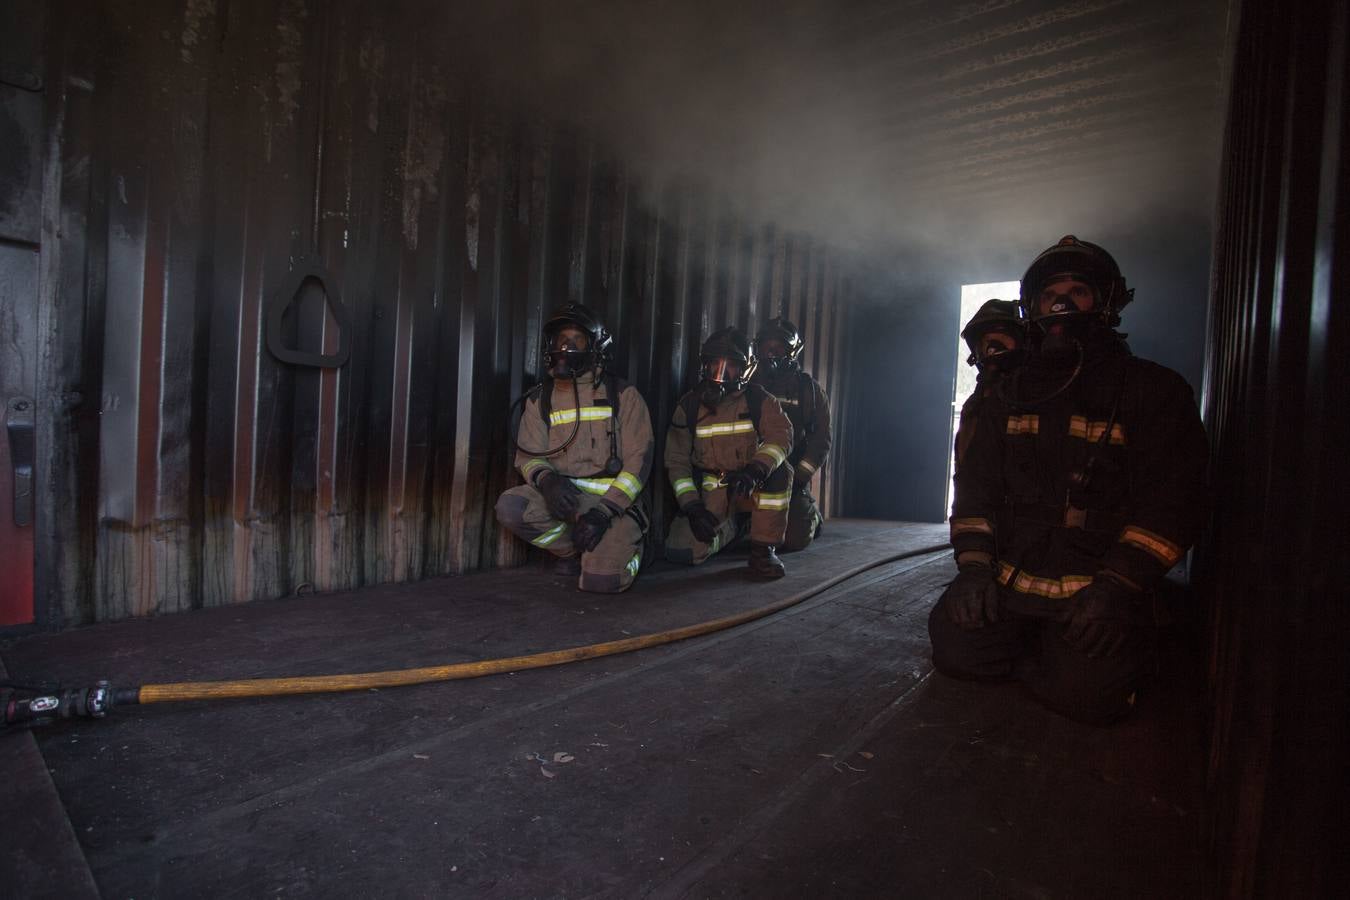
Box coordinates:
[748,542,786,579]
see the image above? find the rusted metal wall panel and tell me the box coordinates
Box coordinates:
[1199,0,1349,896]
[24,0,859,626]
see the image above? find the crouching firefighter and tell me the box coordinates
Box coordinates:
[665,327,795,579]
[930,236,1207,725]
[750,318,832,552]
[496,303,655,593]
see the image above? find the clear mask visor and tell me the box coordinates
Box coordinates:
[702,357,744,384]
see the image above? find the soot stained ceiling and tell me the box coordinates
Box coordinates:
[464,0,1231,255]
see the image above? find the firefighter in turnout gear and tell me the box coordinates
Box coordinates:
[495,303,655,593]
[954,299,1027,467]
[750,318,832,552]
[930,236,1208,724]
[665,327,795,578]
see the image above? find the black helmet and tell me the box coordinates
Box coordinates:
[961,299,1025,369]
[541,302,612,377]
[699,326,756,389]
[1018,235,1132,330]
[754,318,804,372]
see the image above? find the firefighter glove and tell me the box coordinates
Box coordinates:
[793,463,814,487]
[536,471,582,521]
[686,502,722,544]
[572,504,618,553]
[941,563,1001,629]
[1063,575,1140,659]
[726,460,771,500]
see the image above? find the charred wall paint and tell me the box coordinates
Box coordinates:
[1200,0,1349,895]
[16,0,856,627]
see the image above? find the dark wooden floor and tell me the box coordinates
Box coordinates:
[1,521,1205,898]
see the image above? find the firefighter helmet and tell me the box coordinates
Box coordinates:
[961,299,1025,369]
[699,326,756,388]
[541,302,612,376]
[1018,235,1132,329]
[754,317,805,371]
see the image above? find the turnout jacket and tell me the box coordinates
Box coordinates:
[954,372,1009,468]
[950,338,1207,606]
[752,369,832,480]
[665,385,794,510]
[515,372,655,513]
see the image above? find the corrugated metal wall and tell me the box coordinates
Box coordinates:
[23,0,856,626]
[1200,0,1349,895]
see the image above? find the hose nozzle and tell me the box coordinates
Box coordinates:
[1,680,138,730]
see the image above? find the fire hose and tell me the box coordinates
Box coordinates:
[2,543,949,729]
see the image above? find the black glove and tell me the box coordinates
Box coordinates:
[536,471,581,521]
[940,563,1001,629]
[1063,575,1141,658]
[725,460,771,500]
[685,502,722,544]
[792,463,815,488]
[571,504,617,553]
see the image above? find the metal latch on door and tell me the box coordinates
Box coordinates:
[5,397,34,527]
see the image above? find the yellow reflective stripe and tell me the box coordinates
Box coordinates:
[701,475,725,491]
[1119,526,1182,565]
[695,421,756,437]
[1006,414,1040,435]
[1068,415,1126,445]
[611,471,642,500]
[997,563,1093,599]
[673,477,697,497]
[521,458,552,478]
[625,552,642,577]
[950,517,994,536]
[571,477,614,495]
[754,489,792,510]
[757,443,788,468]
[796,459,818,475]
[549,406,613,426]
[532,522,567,547]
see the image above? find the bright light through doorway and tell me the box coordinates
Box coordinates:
[946,281,1020,519]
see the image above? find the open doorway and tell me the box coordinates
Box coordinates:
[945,281,1020,518]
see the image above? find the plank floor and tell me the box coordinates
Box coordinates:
[1,521,1204,898]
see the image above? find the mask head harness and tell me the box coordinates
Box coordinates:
[698,327,756,407]
[961,298,1026,372]
[754,317,804,373]
[541,302,613,379]
[1018,235,1132,342]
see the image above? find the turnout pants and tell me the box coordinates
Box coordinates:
[495,487,645,593]
[665,466,791,565]
[781,487,823,552]
[927,585,1149,725]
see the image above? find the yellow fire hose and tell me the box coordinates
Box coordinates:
[2,544,949,726]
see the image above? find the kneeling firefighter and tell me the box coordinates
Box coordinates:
[931,236,1207,724]
[665,327,795,578]
[749,318,832,552]
[495,303,655,593]
[953,299,1026,467]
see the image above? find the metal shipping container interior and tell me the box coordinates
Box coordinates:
[1,0,1345,896]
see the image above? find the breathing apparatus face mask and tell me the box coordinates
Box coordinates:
[971,330,1025,373]
[699,356,746,407]
[757,338,795,373]
[1033,276,1100,360]
[545,327,593,379]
